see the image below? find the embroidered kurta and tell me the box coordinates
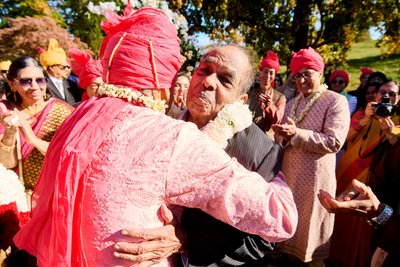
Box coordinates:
[277,88,350,262]
[14,97,298,267]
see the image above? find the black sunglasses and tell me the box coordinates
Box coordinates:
[379,89,398,97]
[16,77,48,88]
[331,80,345,85]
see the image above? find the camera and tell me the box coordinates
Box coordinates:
[372,96,395,117]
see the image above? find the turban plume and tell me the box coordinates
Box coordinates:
[259,50,280,73]
[329,70,349,86]
[67,48,103,90]
[290,47,324,75]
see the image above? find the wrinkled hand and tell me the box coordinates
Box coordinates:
[318,179,381,217]
[259,92,272,110]
[272,117,297,141]
[114,205,185,266]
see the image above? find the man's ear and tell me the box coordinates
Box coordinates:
[239,93,248,104]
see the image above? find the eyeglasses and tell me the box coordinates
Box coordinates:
[331,80,345,85]
[16,77,47,88]
[379,89,398,97]
[54,65,71,70]
[293,71,315,81]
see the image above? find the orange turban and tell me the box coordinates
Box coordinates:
[100,7,182,91]
[39,39,67,68]
[259,50,280,73]
[290,47,324,75]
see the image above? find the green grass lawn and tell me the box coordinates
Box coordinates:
[345,40,400,90]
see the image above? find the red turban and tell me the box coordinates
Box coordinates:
[289,47,324,75]
[359,67,374,80]
[100,7,182,91]
[67,48,103,90]
[259,50,280,73]
[329,70,349,86]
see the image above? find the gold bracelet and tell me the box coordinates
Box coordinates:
[0,140,15,152]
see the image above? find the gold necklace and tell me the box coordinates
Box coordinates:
[20,101,46,116]
[289,84,327,124]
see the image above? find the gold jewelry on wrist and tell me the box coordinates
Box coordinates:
[0,140,15,152]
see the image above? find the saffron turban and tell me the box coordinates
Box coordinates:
[39,39,67,68]
[259,50,280,73]
[68,48,103,90]
[0,60,11,71]
[289,47,324,75]
[360,67,374,80]
[329,70,349,86]
[100,7,182,91]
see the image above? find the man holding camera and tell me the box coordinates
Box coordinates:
[331,80,399,267]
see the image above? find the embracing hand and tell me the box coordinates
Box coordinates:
[114,204,185,266]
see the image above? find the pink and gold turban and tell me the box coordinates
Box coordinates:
[100,7,182,91]
[289,47,324,75]
[259,50,280,73]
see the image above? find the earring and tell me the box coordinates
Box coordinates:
[13,92,17,102]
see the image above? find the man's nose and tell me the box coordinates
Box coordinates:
[202,75,217,91]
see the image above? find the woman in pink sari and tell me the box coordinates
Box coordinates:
[0,56,74,264]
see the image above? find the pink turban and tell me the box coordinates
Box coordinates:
[289,47,324,75]
[100,7,182,91]
[67,48,103,90]
[329,70,349,86]
[259,50,280,73]
[359,67,374,80]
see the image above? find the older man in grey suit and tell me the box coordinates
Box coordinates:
[112,45,295,267]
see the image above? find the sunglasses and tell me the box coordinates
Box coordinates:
[293,71,315,80]
[16,77,47,88]
[0,70,7,74]
[331,80,345,85]
[379,89,398,97]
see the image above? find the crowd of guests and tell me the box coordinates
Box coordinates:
[0,5,399,267]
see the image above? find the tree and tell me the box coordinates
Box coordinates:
[0,16,88,61]
[167,0,399,72]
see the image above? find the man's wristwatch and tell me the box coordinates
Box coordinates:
[367,204,393,229]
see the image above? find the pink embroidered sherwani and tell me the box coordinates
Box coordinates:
[14,97,298,267]
[276,88,350,262]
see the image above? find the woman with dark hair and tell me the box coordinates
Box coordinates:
[166,71,191,119]
[0,56,74,261]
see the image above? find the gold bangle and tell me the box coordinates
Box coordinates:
[0,140,15,152]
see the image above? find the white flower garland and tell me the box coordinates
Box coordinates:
[289,84,327,123]
[201,102,253,149]
[97,83,167,113]
[0,164,29,212]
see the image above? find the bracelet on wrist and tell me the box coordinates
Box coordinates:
[367,203,393,229]
[0,140,15,152]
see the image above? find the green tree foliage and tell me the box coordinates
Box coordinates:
[0,0,65,27]
[167,0,399,73]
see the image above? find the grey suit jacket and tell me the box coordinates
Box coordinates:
[182,123,283,267]
[46,78,82,107]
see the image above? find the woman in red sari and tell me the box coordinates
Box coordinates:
[0,56,74,264]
